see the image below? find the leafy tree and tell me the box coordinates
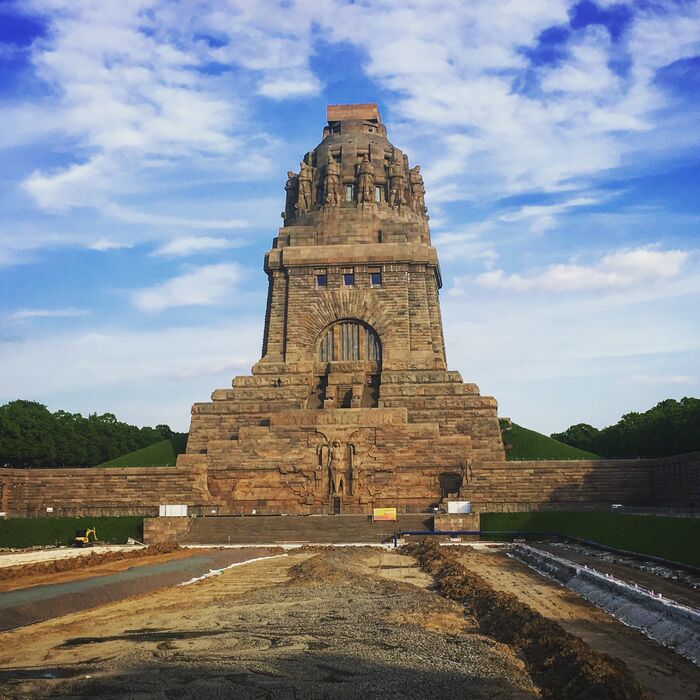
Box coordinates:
[0,400,185,468]
[551,397,700,458]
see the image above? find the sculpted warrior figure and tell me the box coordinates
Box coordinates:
[283,170,298,220]
[388,155,407,209]
[324,154,342,207]
[297,161,314,214]
[409,165,426,215]
[329,439,345,494]
[356,154,375,205]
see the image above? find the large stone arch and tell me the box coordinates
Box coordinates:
[289,288,397,363]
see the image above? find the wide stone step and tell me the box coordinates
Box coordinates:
[179,514,433,544]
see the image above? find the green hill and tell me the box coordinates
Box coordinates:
[504,422,600,460]
[98,434,188,468]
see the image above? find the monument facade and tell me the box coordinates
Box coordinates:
[177,104,505,514]
[0,107,697,517]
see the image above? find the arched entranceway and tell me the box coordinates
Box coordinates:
[308,319,382,409]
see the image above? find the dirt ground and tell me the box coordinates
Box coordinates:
[0,545,698,698]
[0,548,538,699]
[455,546,700,700]
[0,546,140,569]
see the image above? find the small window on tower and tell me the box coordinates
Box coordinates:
[370,271,382,286]
[343,270,354,286]
[316,273,327,288]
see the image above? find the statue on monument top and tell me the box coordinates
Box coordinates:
[356,154,375,206]
[297,161,314,214]
[409,165,427,217]
[388,155,407,209]
[283,170,298,220]
[324,154,342,208]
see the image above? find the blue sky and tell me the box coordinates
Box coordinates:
[0,0,699,434]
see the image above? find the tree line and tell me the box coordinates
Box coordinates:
[551,397,700,459]
[0,400,180,468]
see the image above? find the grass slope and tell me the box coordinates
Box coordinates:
[0,516,143,548]
[481,511,700,568]
[505,423,600,460]
[98,434,188,468]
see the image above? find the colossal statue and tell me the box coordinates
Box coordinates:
[388,155,406,209]
[356,154,375,205]
[409,165,426,216]
[297,161,314,213]
[324,154,342,207]
[283,170,298,220]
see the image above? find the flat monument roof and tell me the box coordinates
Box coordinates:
[327,103,381,123]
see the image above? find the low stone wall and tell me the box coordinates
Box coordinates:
[434,513,480,531]
[1,452,698,517]
[143,516,194,544]
[465,458,657,512]
[651,452,700,509]
[0,465,209,517]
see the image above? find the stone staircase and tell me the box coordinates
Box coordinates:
[179,513,434,545]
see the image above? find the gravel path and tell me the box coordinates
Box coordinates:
[0,548,537,698]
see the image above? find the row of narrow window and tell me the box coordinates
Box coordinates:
[316,271,381,288]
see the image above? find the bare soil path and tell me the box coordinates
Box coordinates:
[0,548,538,699]
[456,547,700,700]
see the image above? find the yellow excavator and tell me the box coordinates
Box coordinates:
[73,528,97,547]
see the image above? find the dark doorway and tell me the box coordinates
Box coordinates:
[439,472,462,500]
[333,497,341,514]
[338,386,353,408]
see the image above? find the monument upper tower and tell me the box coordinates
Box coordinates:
[260,103,445,377]
[179,104,505,515]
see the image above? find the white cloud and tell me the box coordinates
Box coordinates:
[131,263,243,312]
[630,373,694,386]
[151,236,240,257]
[257,76,322,100]
[88,238,133,251]
[103,204,249,231]
[473,247,689,293]
[9,308,90,320]
[0,322,262,430]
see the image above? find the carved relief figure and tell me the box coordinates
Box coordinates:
[356,154,375,205]
[283,170,298,220]
[297,161,314,213]
[388,155,407,209]
[324,154,342,207]
[409,165,426,215]
[329,439,345,494]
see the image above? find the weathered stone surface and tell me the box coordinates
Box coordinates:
[1,104,697,518]
[180,104,505,514]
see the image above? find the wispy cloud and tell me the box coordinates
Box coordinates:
[151,236,241,257]
[87,238,133,252]
[473,247,689,293]
[131,263,244,312]
[9,308,90,320]
[498,196,606,234]
[630,373,695,386]
[103,204,249,231]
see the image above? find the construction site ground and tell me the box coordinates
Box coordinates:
[453,546,700,699]
[0,545,696,698]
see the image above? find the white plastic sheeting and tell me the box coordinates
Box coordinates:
[509,544,700,666]
[179,554,289,586]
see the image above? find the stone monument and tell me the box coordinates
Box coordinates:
[177,103,505,514]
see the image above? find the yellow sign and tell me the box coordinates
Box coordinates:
[373,507,397,522]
